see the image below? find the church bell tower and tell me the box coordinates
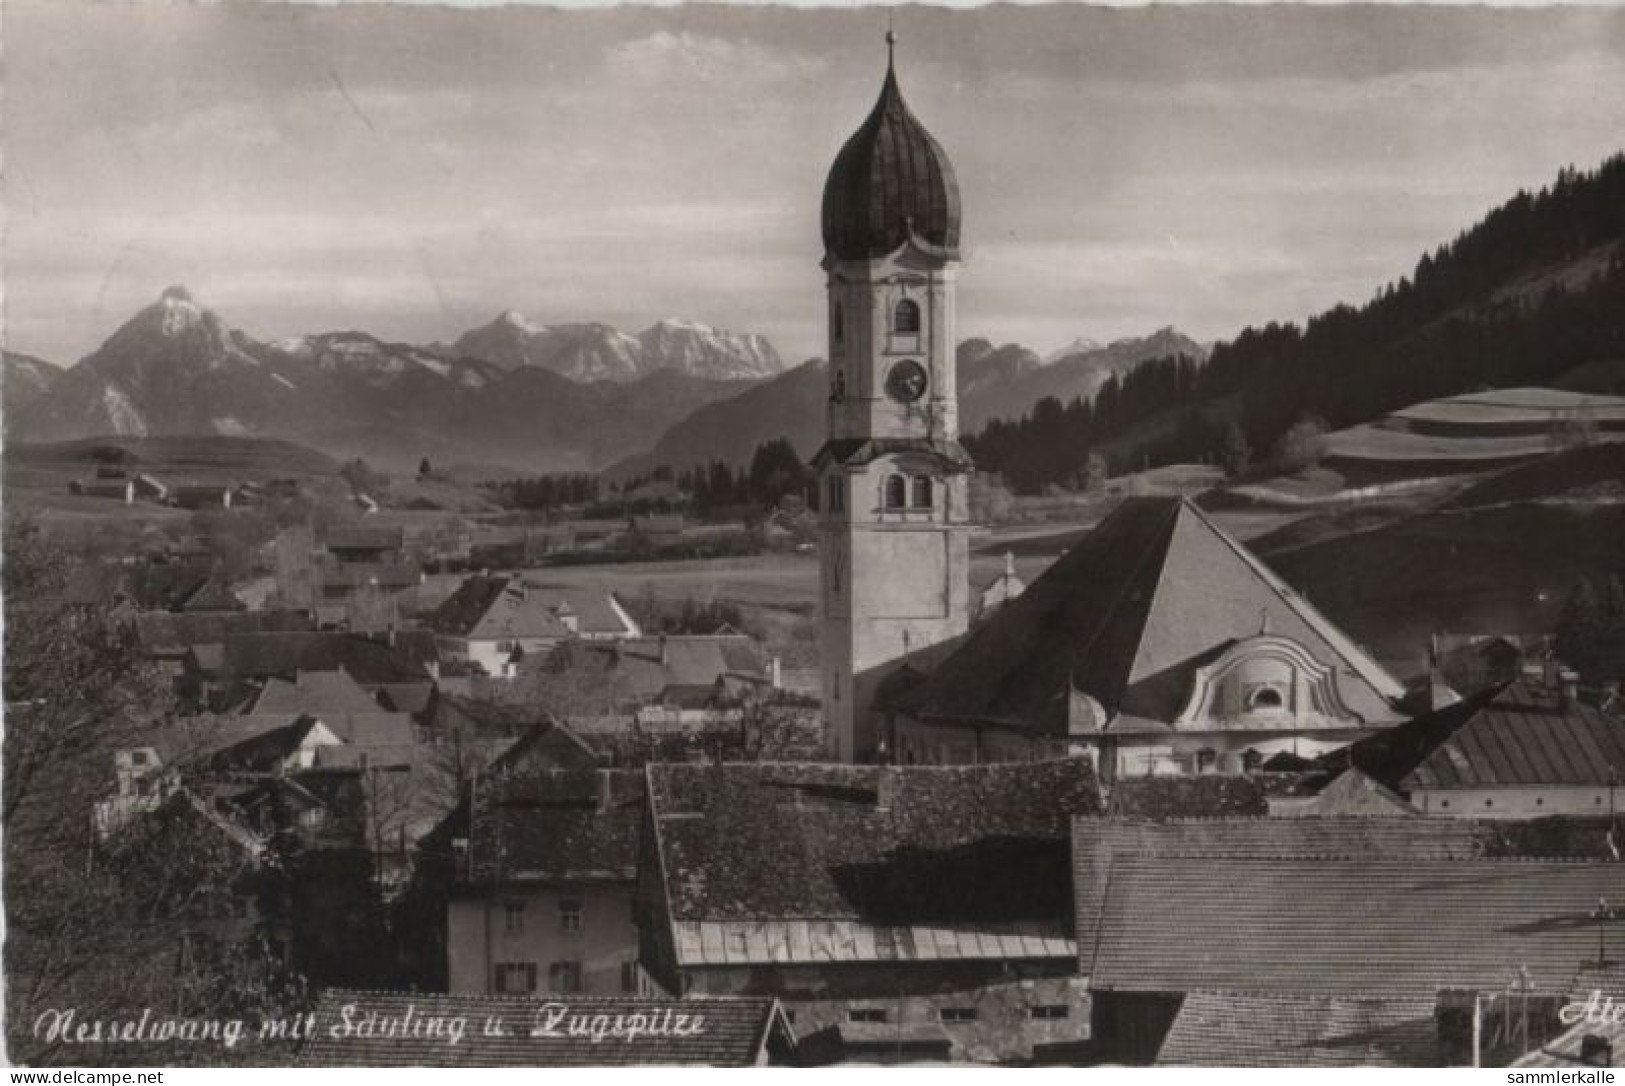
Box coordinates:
[816,33,973,762]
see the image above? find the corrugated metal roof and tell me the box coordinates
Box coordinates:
[673,920,1073,967]
[1406,683,1625,789]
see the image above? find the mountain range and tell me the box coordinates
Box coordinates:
[445,310,782,382]
[8,285,1196,478]
[5,288,763,474]
[607,329,1209,479]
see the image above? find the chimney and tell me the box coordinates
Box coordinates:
[1582,1034,1614,1067]
[1561,667,1581,708]
[596,768,614,813]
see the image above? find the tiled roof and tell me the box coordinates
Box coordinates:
[1155,993,1441,1067]
[895,498,1405,735]
[521,584,639,637]
[295,989,790,1066]
[1327,681,1625,791]
[218,631,436,684]
[1072,816,1490,954]
[464,769,645,884]
[250,668,382,716]
[65,561,241,612]
[427,575,570,640]
[647,760,1100,962]
[561,636,770,700]
[1106,775,1269,819]
[1085,856,1625,997]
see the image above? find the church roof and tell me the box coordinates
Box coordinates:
[821,45,961,262]
[891,497,1406,734]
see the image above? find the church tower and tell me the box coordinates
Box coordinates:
[815,34,973,762]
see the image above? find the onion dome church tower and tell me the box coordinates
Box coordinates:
[815,33,974,762]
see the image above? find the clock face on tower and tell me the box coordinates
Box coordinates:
[885,359,928,403]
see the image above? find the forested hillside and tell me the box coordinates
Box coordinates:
[968,154,1625,493]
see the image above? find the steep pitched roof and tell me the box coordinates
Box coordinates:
[562,636,771,700]
[522,584,639,637]
[295,990,791,1067]
[896,498,1405,734]
[249,668,382,716]
[426,575,571,640]
[1325,680,1625,791]
[1085,856,1625,997]
[1155,993,1441,1067]
[218,631,436,685]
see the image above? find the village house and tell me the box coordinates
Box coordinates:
[295,989,796,1067]
[1073,816,1623,1065]
[883,497,1410,776]
[170,484,235,510]
[637,759,1100,1064]
[444,769,648,999]
[428,575,641,677]
[69,477,135,503]
[191,629,438,713]
[312,524,423,629]
[1307,675,1625,818]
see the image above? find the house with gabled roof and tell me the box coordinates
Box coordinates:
[443,769,647,999]
[638,759,1101,1064]
[884,497,1410,778]
[1311,677,1625,818]
[428,575,572,676]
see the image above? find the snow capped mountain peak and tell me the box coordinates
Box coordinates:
[1045,335,1105,363]
[497,309,545,334]
[156,285,205,336]
[650,317,715,335]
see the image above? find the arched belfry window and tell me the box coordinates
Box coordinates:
[911,476,933,509]
[894,299,922,334]
[884,475,907,510]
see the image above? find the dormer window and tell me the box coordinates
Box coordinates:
[1248,687,1285,711]
[884,475,907,510]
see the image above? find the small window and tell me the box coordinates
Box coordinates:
[884,475,907,510]
[1241,748,1263,773]
[1441,800,1450,809]
[1248,687,1284,711]
[1536,797,1544,806]
[130,750,149,766]
[1195,748,1217,774]
[1484,799,1493,808]
[493,962,538,994]
[940,1007,977,1023]
[848,1008,887,1024]
[504,901,525,935]
[549,961,583,994]
[559,899,582,934]
[894,299,921,334]
[911,476,933,509]
[1030,1005,1070,1020]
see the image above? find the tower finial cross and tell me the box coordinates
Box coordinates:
[886,13,897,68]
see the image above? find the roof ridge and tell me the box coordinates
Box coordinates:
[1178,499,1406,702]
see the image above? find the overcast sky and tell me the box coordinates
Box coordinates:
[5,1,1624,367]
